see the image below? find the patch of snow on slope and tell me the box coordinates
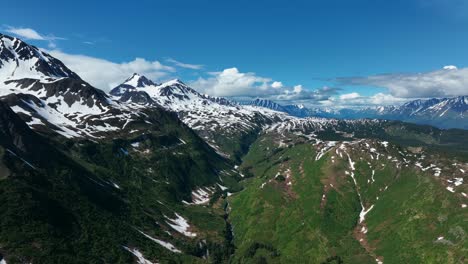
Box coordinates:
[6,149,36,170]
[359,205,375,223]
[138,230,181,253]
[110,181,121,189]
[379,141,389,148]
[315,141,336,161]
[187,187,213,204]
[217,183,228,191]
[123,247,155,264]
[165,213,197,237]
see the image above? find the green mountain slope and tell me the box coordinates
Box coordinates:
[229,131,467,263]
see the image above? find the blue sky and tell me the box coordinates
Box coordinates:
[2,0,468,107]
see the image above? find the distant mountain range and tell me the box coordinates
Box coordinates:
[239,99,310,117]
[242,96,468,129]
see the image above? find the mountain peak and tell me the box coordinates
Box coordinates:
[123,73,156,87]
[160,78,186,87]
[248,98,286,112]
[0,33,80,81]
[295,104,305,109]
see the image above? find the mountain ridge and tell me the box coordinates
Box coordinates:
[241,95,468,129]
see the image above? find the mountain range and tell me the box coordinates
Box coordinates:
[244,96,468,130]
[0,33,467,264]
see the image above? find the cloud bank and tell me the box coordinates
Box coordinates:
[320,92,408,109]
[166,58,203,70]
[48,50,175,91]
[337,66,468,98]
[190,67,339,104]
[5,26,64,48]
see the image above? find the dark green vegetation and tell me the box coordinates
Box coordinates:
[0,103,239,263]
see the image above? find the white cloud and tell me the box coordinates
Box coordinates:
[275,85,340,104]
[339,92,360,100]
[190,67,339,104]
[321,92,409,108]
[190,67,275,97]
[443,65,457,70]
[6,27,45,40]
[369,93,407,105]
[47,49,175,91]
[166,58,203,70]
[5,26,65,49]
[337,66,468,98]
[293,85,302,93]
[271,81,283,89]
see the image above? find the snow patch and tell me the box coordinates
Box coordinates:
[454,178,463,186]
[315,141,336,161]
[186,187,214,204]
[217,183,228,191]
[165,213,197,238]
[123,247,155,264]
[359,205,375,224]
[138,230,181,253]
[380,141,389,148]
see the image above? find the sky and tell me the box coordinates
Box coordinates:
[2,0,468,108]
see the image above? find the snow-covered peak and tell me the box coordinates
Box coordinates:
[0,33,80,81]
[245,98,286,112]
[296,104,305,109]
[113,75,208,107]
[158,79,186,88]
[0,34,148,139]
[122,73,156,88]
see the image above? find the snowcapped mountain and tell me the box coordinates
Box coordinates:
[342,96,468,129]
[243,95,468,129]
[110,74,296,158]
[111,74,246,112]
[242,99,313,117]
[0,33,161,138]
[0,34,79,81]
[245,98,287,112]
[398,96,467,117]
[282,104,311,117]
[112,76,236,107]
